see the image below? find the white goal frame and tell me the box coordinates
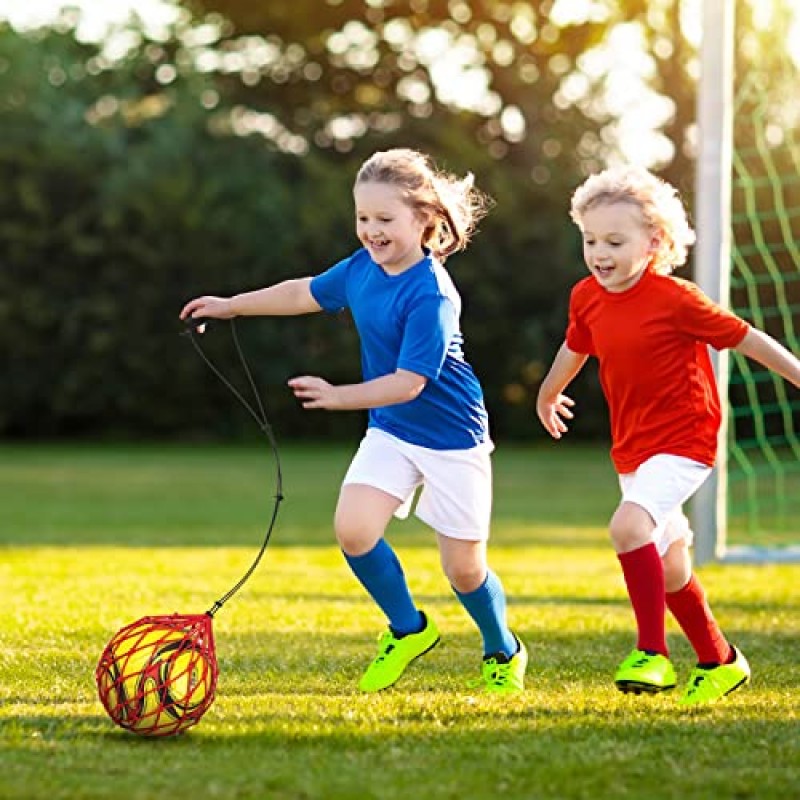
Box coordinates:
[692,0,800,564]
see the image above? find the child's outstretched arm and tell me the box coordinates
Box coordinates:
[735,328,800,389]
[536,342,588,439]
[179,278,321,323]
[288,369,427,411]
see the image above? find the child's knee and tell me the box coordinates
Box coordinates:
[661,540,692,592]
[609,502,656,552]
[334,506,379,555]
[448,567,486,594]
[442,558,486,594]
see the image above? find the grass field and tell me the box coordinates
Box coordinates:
[1,441,798,800]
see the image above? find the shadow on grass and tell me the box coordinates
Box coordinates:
[3,626,798,800]
[211,629,800,690]
[0,441,618,548]
[5,628,798,709]
[3,680,799,800]
[176,587,800,615]
[0,532,613,549]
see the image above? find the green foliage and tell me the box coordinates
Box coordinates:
[3,3,798,439]
[0,17,600,440]
[1,443,798,800]
[0,24,363,438]
[185,1,609,164]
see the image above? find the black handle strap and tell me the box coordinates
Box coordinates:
[182,317,284,617]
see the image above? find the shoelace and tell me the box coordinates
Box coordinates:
[371,632,398,664]
[685,675,705,697]
[484,659,513,686]
[688,668,729,696]
[467,657,511,688]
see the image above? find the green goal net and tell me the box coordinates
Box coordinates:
[726,58,800,557]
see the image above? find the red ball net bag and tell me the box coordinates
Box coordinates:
[96,613,218,737]
[95,320,284,737]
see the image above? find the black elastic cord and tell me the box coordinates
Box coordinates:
[182,318,284,617]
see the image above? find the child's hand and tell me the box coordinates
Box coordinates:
[288,376,340,410]
[536,393,575,439]
[179,296,236,325]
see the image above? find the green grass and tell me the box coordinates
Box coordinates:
[1,441,798,800]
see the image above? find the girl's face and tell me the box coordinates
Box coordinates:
[579,201,656,293]
[354,181,428,274]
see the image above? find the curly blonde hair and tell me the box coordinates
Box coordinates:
[569,166,696,273]
[356,148,491,260]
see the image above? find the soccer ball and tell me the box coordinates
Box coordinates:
[96,614,218,737]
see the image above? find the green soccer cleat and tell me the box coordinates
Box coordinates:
[679,645,750,706]
[475,635,528,694]
[358,612,440,693]
[614,649,677,694]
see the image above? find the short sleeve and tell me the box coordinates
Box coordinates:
[397,296,458,380]
[565,284,594,355]
[676,281,750,349]
[310,256,351,312]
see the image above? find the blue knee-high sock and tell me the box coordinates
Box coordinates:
[455,570,516,658]
[344,539,423,635]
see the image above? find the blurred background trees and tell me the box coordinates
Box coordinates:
[1,0,797,440]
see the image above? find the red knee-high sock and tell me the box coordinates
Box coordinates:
[618,543,668,656]
[666,574,733,665]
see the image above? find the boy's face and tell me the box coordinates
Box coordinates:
[579,201,656,293]
[354,181,428,274]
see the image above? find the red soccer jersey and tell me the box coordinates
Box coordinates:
[566,269,750,474]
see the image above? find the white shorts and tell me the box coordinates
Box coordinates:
[342,428,494,541]
[618,454,712,556]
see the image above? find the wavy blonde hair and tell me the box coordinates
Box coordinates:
[356,148,491,260]
[570,166,696,274]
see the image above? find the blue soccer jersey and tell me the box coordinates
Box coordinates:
[309,248,490,450]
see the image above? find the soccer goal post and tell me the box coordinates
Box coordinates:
[693,0,800,564]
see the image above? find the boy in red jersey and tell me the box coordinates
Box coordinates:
[537,166,800,705]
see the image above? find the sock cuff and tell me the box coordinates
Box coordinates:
[617,542,660,566]
[343,538,397,578]
[666,572,701,598]
[453,569,495,601]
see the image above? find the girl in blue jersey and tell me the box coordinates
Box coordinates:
[180,148,527,694]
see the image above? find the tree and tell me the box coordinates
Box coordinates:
[0,22,363,438]
[9,1,794,439]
